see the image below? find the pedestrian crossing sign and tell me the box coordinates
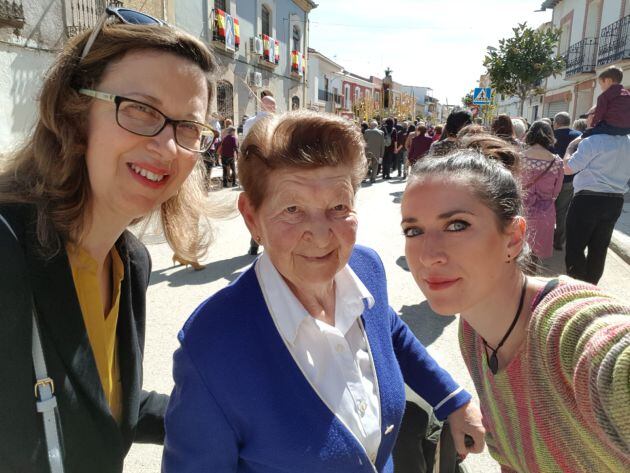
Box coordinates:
[473,87,492,105]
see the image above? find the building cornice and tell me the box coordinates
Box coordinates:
[541,0,561,10]
[293,0,318,13]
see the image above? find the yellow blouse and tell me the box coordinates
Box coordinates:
[67,244,125,423]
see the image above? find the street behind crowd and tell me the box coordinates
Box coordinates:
[124,175,630,473]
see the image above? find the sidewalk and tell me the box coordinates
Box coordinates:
[610,192,630,265]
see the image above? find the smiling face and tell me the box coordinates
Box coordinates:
[84,49,208,227]
[401,176,524,315]
[240,166,358,292]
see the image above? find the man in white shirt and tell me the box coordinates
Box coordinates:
[564,133,630,284]
[242,95,276,140]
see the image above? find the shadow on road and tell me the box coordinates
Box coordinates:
[150,254,256,287]
[399,301,457,347]
[390,191,403,203]
[396,255,409,271]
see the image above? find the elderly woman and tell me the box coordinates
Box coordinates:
[163,110,484,472]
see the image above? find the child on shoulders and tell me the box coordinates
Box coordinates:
[583,65,630,138]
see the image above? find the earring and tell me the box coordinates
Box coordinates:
[256,235,262,244]
[506,253,511,263]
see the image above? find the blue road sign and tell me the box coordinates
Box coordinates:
[473,87,492,105]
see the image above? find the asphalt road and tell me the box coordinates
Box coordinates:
[124,173,630,473]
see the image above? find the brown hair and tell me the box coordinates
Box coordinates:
[238,110,367,209]
[491,114,515,138]
[434,125,443,134]
[0,24,217,259]
[416,125,427,135]
[457,124,486,140]
[525,120,555,149]
[459,133,521,174]
[599,65,623,83]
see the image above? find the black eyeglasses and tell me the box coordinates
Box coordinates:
[80,6,165,60]
[79,89,217,153]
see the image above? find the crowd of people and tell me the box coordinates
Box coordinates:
[0,6,628,473]
[360,65,630,285]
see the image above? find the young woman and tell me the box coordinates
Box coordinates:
[400,151,630,472]
[0,8,217,472]
[162,111,485,473]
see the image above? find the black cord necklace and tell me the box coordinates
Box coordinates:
[482,277,528,375]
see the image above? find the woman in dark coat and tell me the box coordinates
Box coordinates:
[0,8,217,472]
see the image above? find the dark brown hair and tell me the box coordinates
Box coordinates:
[238,110,367,209]
[492,114,515,138]
[599,65,623,83]
[459,133,521,174]
[525,120,555,149]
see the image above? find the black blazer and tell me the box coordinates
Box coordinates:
[0,204,168,473]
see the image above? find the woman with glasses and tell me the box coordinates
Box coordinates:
[0,8,217,472]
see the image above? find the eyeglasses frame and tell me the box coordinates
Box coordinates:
[78,88,217,153]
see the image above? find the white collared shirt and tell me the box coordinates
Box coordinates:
[255,252,382,462]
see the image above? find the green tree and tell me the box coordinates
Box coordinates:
[484,23,564,116]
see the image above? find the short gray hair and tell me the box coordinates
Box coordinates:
[511,118,526,139]
[554,112,571,127]
[369,120,378,128]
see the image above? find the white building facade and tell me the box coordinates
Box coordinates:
[542,0,630,120]
[306,47,344,113]
[0,0,66,150]
[0,0,316,152]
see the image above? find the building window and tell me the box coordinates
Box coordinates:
[216,80,234,123]
[344,84,351,109]
[292,96,300,110]
[215,0,227,12]
[354,88,361,103]
[293,25,301,52]
[262,5,271,36]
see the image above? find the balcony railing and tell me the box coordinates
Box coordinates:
[565,37,598,77]
[598,14,630,66]
[0,0,25,28]
[66,1,123,37]
[317,90,343,104]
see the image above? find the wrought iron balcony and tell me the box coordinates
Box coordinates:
[598,14,629,66]
[565,38,598,77]
[66,1,123,37]
[0,0,25,28]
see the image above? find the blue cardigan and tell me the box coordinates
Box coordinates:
[163,245,471,473]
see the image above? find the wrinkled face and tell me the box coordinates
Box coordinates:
[241,166,357,291]
[85,49,208,225]
[401,176,522,315]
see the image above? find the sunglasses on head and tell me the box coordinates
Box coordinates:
[80,6,165,60]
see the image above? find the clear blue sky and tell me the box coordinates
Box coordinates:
[308,0,552,105]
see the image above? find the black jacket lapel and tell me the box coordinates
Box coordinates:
[24,226,114,424]
[114,234,142,444]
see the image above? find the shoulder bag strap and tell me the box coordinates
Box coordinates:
[524,158,557,189]
[0,213,65,473]
[532,278,561,310]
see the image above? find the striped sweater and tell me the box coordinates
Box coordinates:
[459,278,630,472]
